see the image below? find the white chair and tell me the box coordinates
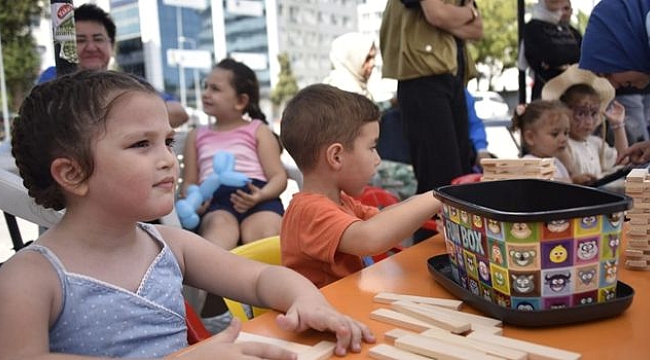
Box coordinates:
[0,167,63,229]
[0,165,64,254]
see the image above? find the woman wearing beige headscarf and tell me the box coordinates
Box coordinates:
[322,32,377,100]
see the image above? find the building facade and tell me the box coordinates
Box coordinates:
[37,0,378,111]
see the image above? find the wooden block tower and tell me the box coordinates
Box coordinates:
[480,158,555,181]
[624,168,650,270]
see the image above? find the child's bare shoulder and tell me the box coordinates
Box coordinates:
[0,247,59,298]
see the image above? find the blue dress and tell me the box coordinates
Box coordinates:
[25,223,188,358]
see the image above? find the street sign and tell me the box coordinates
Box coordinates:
[167,49,212,69]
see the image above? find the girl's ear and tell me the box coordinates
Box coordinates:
[236,93,249,112]
[522,128,536,148]
[50,157,89,197]
[325,143,344,170]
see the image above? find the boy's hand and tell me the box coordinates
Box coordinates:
[231,182,262,213]
[274,300,376,356]
[174,318,297,359]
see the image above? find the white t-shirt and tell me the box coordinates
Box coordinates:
[567,136,617,178]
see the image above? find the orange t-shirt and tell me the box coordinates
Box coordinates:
[280,192,380,288]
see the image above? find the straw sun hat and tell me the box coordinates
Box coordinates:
[541,64,615,116]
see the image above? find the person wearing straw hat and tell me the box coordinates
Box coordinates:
[542,64,628,184]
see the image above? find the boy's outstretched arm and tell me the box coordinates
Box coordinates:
[339,191,441,256]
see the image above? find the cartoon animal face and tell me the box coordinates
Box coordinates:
[603,288,616,301]
[472,215,483,228]
[516,302,535,311]
[512,274,535,294]
[460,211,469,224]
[466,256,476,272]
[608,234,620,255]
[545,273,571,292]
[546,219,569,233]
[579,296,595,305]
[549,244,568,263]
[577,240,598,261]
[491,244,503,264]
[479,261,490,281]
[494,271,506,286]
[581,216,598,229]
[482,288,491,300]
[450,207,458,218]
[469,279,479,295]
[511,223,532,239]
[578,269,596,286]
[608,212,622,227]
[604,260,618,284]
[487,219,501,235]
[509,248,536,267]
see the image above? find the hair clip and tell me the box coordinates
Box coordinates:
[515,104,527,116]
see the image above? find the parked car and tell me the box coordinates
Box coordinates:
[490,67,533,93]
[470,91,510,120]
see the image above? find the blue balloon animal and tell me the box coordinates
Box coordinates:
[176,151,249,229]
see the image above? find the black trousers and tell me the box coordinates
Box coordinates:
[397,73,472,194]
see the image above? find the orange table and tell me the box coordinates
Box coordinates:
[180,235,650,359]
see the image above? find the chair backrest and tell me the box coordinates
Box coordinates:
[184,299,212,344]
[0,167,63,229]
[223,235,282,321]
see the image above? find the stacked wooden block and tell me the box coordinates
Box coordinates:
[480,158,555,181]
[369,292,581,360]
[624,168,650,270]
[215,292,582,360]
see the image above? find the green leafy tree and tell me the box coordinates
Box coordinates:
[0,0,45,112]
[270,52,298,107]
[469,0,518,84]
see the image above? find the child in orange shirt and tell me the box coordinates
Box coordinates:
[279,84,442,288]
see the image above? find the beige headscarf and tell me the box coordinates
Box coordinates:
[322,32,375,100]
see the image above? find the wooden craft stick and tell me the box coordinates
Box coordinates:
[467,331,582,360]
[297,341,336,360]
[369,343,432,360]
[374,292,463,310]
[370,308,449,332]
[236,332,314,353]
[395,333,502,360]
[417,329,527,360]
[385,327,520,359]
[467,323,503,335]
[391,300,471,334]
[368,344,431,360]
[406,300,503,328]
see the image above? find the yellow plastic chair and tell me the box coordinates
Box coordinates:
[223,235,282,321]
